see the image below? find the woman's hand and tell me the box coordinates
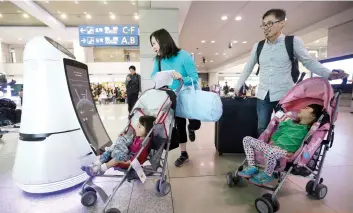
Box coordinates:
[172,71,182,79]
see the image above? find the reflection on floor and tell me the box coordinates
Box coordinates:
[0,104,353,213]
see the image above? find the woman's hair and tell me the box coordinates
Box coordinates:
[139,115,156,135]
[150,28,180,59]
[308,104,323,123]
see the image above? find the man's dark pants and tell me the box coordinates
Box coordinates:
[256,93,279,136]
[127,93,139,113]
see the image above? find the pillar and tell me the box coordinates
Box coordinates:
[72,41,94,63]
[208,73,219,86]
[327,20,353,57]
[0,42,5,74]
[138,8,179,91]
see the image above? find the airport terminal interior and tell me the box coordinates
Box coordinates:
[1,1,353,213]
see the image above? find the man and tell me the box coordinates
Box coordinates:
[125,65,141,113]
[223,82,230,95]
[235,9,347,136]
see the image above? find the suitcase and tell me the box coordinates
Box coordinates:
[14,109,22,123]
[215,97,258,155]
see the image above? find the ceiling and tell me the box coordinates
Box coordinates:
[0,1,45,26]
[180,1,353,69]
[35,0,139,26]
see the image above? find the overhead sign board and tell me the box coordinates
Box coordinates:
[78,25,139,47]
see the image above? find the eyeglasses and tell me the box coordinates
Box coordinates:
[260,20,284,29]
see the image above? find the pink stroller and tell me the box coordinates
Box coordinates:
[226,77,347,213]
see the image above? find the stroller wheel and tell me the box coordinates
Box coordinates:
[0,134,3,139]
[314,184,328,200]
[155,179,171,196]
[255,197,274,213]
[105,208,121,213]
[305,180,315,194]
[81,191,97,207]
[262,193,280,212]
[226,172,234,187]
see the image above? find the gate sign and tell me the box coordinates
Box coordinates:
[78,25,139,47]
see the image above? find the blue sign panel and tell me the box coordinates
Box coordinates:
[79,36,139,47]
[78,25,139,47]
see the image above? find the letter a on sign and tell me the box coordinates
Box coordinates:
[121,37,128,45]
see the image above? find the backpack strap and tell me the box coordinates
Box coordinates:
[158,58,161,71]
[285,36,294,62]
[255,40,265,76]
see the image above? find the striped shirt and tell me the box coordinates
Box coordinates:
[235,34,331,102]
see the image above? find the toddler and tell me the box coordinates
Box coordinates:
[238,104,323,185]
[82,115,155,176]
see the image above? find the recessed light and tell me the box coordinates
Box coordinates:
[45,1,50,3]
[0,13,2,18]
[211,40,215,43]
[83,12,87,14]
[235,16,242,21]
[18,38,23,41]
[315,40,320,43]
[201,40,206,43]
[110,55,113,58]
[110,14,116,20]
[17,10,21,13]
[132,2,136,5]
[57,11,61,14]
[109,12,113,15]
[61,13,67,19]
[86,14,92,19]
[215,53,219,55]
[133,14,139,20]
[23,13,29,19]
[242,41,247,44]
[74,1,79,4]
[103,1,107,4]
[221,16,228,20]
[210,60,214,63]
[223,53,226,55]
[233,40,238,44]
[198,52,202,55]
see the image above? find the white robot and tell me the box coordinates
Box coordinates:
[12,37,98,193]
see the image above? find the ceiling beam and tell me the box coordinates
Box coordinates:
[9,0,66,31]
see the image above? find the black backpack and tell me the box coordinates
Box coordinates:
[255,36,300,83]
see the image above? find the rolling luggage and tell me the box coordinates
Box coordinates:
[215,97,258,155]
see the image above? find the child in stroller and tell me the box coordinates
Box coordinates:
[238,104,323,185]
[81,115,156,176]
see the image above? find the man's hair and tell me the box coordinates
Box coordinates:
[262,9,286,21]
[150,28,180,59]
[129,65,136,71]
[139,116,156,135]
[307,104,323,123]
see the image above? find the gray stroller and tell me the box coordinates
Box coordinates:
[79,81,183,213]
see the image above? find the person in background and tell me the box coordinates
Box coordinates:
[223,82,230,95]
[19,87,23,106]
[150,28,201,167]
[125,65,141,113]
[235,8,347,136]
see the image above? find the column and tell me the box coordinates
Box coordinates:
[0,42,5,74]
[138,8,179,92]
[208,73,219,86]
[327,20,353,57]
[72,41,94,63]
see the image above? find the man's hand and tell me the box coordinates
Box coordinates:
[126,76,131,81]
[329,69,348,80]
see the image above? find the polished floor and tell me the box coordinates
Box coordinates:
[0,104,353,213]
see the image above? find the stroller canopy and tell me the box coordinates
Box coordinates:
[279,77,335,116]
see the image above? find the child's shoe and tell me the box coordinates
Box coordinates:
[249,171,274,186]
[238,166,259,178]
[81,165,104,177]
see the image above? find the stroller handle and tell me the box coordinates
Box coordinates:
[332,69,348,93]
[175,79,184,94]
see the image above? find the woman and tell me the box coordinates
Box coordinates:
[150,28,201,167]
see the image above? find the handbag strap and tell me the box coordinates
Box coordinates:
[158,59,161,72]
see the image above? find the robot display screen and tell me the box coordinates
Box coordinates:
[63,59,111,150]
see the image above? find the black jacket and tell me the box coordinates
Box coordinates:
[125,73,141,95]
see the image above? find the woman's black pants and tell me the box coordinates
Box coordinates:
[175,117,201,144]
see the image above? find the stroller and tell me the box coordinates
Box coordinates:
[225,76,347,213]
[79,80,183,213]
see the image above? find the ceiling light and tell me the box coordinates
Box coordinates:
[57,37,61,41]
[17,10,21,13]
[18,38,23,41]
[45,0,50,3]
[110,14,116,20]
[86,14,92,19]
[23,13,29,19]
[109,12,113,15]
[133,14,139,20]
[315,40,320,43]
[0,13,2,18]
[210,60,214,63]
[198,52,202,55]
[103,1,107,4]
[74,1,79,4]
[201,40,206,43]
[110,55,113,58]
[285,18,288,21]
[132,2,136,5]
[223,53,226,55]
[60,13,67,19]
[57,11,61,14]
[83,12,87,14]
[235,16,242,21]
[211,40,215,43]
[215,53,219,55]
[242,41,247,44]
[221,16,228,21]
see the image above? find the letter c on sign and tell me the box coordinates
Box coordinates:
[123,27,128,34]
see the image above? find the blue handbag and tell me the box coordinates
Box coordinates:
[176,80,223,122]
